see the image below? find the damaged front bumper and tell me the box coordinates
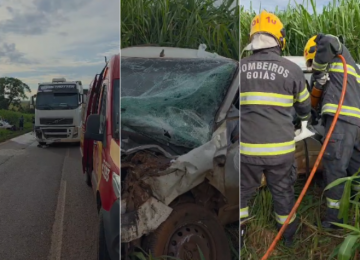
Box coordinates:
[120,197,172,243]
[35,126,80,143]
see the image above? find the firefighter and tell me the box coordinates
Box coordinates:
[240,11,311,247]
[304,34,360,229]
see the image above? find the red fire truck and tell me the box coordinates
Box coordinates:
[80,54,120,260]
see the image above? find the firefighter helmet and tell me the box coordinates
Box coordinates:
[304,35,317,67]
[249,11,286,50]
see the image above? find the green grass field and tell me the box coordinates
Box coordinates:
[241,0,360,259]
[0,109,33,142]
[241,0,360,62]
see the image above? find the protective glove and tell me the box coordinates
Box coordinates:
[316,73,330,87]
[314,33,343,57]
[312,72,329,88]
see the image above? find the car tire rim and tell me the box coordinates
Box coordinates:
[166,224,216,260]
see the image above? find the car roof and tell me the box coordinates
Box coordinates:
[121,46,233,61]
[284,56,360,72]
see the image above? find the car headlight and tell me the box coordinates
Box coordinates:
[112,172,120,199]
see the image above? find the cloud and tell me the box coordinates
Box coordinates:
[0,0,119,99]
[0,43,35,64]
[241,0,332,12]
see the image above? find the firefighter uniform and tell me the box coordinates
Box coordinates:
[240,11,311,245]
[304,34,360,227]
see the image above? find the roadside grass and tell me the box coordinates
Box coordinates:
[0,109,33,142]
[241,174,360,260]
[0,128,32,143]
[240,0,360,62]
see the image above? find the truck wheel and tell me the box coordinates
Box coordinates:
[98,210,111,260]
[142,203,231,260]
[85,169,92,187]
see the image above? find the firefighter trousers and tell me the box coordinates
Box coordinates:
[240,159,299,239]
[322,116,360,222]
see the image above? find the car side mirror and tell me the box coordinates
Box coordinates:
[85,114,103,141]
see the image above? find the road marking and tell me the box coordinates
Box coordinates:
[48,148,68,260]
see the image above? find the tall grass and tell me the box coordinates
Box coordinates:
[240,0,360,62]
[121,0,239,60]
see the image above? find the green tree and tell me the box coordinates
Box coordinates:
[0,77,31,110]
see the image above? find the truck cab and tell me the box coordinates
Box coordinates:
[32,78,85,145]
[82,54,120,260]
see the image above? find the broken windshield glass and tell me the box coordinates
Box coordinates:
[121,57,237,149]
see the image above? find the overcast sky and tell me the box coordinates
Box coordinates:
[241,0,332,12]
[0,0,119,98]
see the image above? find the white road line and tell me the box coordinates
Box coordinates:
[48,148,68,260]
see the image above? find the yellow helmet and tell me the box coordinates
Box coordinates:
[249,11,286,50]
[304,35,317,67]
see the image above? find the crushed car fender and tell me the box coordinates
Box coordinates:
[143,120,234,204]
[121,197,172,243]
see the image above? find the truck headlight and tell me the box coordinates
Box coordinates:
[112,172,120,199]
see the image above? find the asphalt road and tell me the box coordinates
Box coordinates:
[0,133,98,260]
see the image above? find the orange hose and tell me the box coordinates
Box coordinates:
[261,55,348,260]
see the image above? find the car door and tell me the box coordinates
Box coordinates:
[92,81,108,193]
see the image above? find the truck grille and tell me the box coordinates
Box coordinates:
[43,128,71,139]
[40,118,73,125]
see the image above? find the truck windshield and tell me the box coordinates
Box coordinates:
[113,78,119,139]
[36,92,79,110]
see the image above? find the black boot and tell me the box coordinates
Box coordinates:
[278,218,299,248]
[320,220,343,229]
[283,236,294,247]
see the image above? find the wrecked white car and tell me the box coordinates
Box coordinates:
[0,120,15,131]
[120,45,239,260]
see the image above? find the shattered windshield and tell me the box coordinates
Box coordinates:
[121,57,237,149]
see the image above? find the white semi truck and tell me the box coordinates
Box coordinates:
[32,78,85,145]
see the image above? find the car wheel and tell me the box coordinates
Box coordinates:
[98,210,111,260]
[142,203,231,260]
[39,142,46,146]
[85,168,92,187]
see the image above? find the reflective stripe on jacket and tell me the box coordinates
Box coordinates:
[312,35,360,126]
[240,47,311,165]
